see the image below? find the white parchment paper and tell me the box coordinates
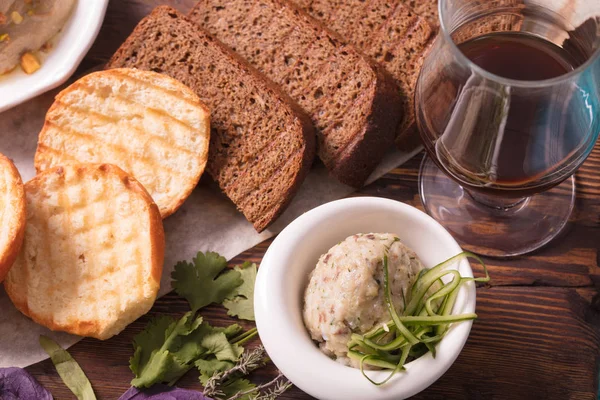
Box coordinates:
[0,84,421,368]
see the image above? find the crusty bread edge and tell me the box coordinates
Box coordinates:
[329,59,403,187]
[0,154,26,283]
[394,22,438,151]
[278,0,402,188]
[34,68,211,219]
[4,163,165,340]
[109,6,316,232]
[253,109,316,232]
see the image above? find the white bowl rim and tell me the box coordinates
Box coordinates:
[0,0,109,113]
[254,197,475,400]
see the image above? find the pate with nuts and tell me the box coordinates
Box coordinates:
[303,233,424,367]
[0,0,77,75]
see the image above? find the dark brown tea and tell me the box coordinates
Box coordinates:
[425,32,589,197]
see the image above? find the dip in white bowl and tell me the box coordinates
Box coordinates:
[304,233,424,367]
[254,197,475,400]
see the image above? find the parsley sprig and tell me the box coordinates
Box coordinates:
[130,251,287,399]
[171,251,244,313]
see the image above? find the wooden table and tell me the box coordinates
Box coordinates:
[25,1,600,399]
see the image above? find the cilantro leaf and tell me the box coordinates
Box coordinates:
[172,251,243,312]
[200,331,244,362]
[130,312,248,389]
[218,324,244,340]
[223,262,257,321]
[130,312,206,388]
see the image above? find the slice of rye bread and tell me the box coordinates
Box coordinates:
[405,0,439,26]
[291,0,438,150]
[106,6,315,232]
[188,0,402,188]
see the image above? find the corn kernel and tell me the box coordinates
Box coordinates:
[27,9,34,16]
[11,11,23,24]
[0,33,9,42]
[20,52,41,74]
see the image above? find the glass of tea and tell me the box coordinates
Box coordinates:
[416,0,600,257]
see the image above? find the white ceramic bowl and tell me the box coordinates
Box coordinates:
[0,0,109,112]
[254,197,475,400]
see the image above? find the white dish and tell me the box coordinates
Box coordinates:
[0,0,109,113]
[254,197,475,400]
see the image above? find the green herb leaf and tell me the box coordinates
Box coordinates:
[130,311,248,388]
[223,262,257,321]
[172,251,244,312]
[196,358,235,385]
[39,335,97,400]
[200,331,244,362]
[219,378,256,400]
[130,312,206,388]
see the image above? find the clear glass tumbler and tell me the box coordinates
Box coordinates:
[416,0,600,257]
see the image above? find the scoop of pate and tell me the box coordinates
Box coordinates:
[0,0,77,74]
[303,233,424,367]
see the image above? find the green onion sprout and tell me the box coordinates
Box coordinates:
[348,251,490,385]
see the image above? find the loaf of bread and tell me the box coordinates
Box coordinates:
[0,153,25,283]
[35,68,211,219]
[107,7,315,232]
[292,0,437,149]
[4,163,164,340]
[189,0,402,188]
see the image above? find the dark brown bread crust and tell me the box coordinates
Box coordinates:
[329,64,402,184]
[294,0,437,151]
[189,0,402,188]
[107,6,315,232]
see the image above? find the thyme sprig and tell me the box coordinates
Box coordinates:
[204,346,291,400]
[230,373,291,400]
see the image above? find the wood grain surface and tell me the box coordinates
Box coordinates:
[23,0,600,399]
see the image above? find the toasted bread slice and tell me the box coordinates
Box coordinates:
[293,0,437,149]
[4,164,165,340]
[106,7,316,232]
[34,68,211,218]
[189,0,402,188]
[0,153,26,283]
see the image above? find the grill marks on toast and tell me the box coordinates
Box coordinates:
[189,0,402,187]
[5,164,164,339]
[106,7,315,232]
[40,113,185,180]
[296,0,437,149]
[0,154,25,283]
[35,69,210,219]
